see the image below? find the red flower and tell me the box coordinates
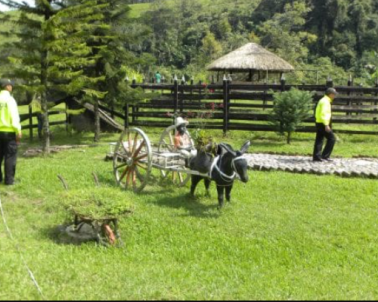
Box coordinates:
[206,102,216,110]
[186,111,195,118]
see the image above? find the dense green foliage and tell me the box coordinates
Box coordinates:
[62,187,133,219]
[127,0,378,84]
[0,0,149,146]
[2,0,378,87]
[270,88,314,144]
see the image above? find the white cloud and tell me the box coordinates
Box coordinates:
[0,0,35,12]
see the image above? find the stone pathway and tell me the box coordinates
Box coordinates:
[245,153,378,179]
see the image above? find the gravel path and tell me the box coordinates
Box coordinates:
[245,153,378,179]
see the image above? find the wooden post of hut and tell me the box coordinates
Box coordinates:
[280,73,286,92]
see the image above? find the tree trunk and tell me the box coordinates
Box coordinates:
[94,99,100,142]
[40,49,50,154]
[287,132,291,144]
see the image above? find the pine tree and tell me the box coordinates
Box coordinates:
[0,0,65,153]
[270,88,313,144]
[45,0,109,144]
[62,0,138,142]
[84,0,130,142]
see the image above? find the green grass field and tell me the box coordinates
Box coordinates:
[128,0,216,19]
[129,2,152,18]
[0,126,378,300]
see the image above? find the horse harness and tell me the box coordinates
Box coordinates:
[209,154,245,186]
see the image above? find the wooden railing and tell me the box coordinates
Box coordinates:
[20,100,68,140]
[98,79,378,135]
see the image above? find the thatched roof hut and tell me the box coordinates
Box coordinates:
[206,43,294,79]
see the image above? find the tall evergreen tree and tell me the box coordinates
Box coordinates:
[84,0,132,142]
[46,0,109,142]
[63,0,138,142]
[0,0,67,153]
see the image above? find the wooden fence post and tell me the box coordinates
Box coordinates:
[131,78,137,124]
[180,82,184,114]
[198,80,202,107]
[65,100,69,133]
[179,76,185,114]
[374,79,378,123]
[223,75,229,135]
[124,104,129,128]
[347,75,353,119]
[28,104,33,140]
[190,76,194,109]
[326,76,333,88]
[173,77,179,123]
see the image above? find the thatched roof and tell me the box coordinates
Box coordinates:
[206,43,294,72]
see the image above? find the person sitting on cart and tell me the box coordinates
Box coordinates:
[174,117,197,161]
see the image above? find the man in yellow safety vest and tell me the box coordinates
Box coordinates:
[313,87,338,162]
[0,79,22,185]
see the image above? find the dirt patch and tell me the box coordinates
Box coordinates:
[22,145,90,157]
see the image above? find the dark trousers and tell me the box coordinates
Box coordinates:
[0,132,18,185]
[313,123,336,160]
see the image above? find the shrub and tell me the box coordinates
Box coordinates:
[270,88,314,144]
[62,187,133,220]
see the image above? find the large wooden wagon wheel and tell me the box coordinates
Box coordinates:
[157,124,192,187]
[113,127,152,193]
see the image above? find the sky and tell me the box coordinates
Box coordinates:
[0,0,35,11]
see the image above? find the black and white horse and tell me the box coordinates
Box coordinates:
[189,141,251,208]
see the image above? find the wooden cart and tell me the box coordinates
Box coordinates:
[112,125,207,193]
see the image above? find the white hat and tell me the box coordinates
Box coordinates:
[175,117,189,126]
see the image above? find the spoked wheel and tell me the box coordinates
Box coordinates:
[113,127,152,193]
[157,125,191,187]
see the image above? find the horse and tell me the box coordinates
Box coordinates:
[189,141,251,208]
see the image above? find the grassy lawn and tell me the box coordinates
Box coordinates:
[129,2,152,18]
[1,126,378,300]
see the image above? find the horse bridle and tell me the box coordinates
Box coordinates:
[210,155,245,183]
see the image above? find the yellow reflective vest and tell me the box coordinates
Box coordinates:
[0,90,21,135]
[315,95,332,126]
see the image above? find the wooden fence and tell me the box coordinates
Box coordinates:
[102,78,378,135]
[20,99,68,140]
[20,79,378,138]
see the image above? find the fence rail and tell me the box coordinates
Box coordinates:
[28,80,376,138]
[20,100,68,140]
[101,79,378,135]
